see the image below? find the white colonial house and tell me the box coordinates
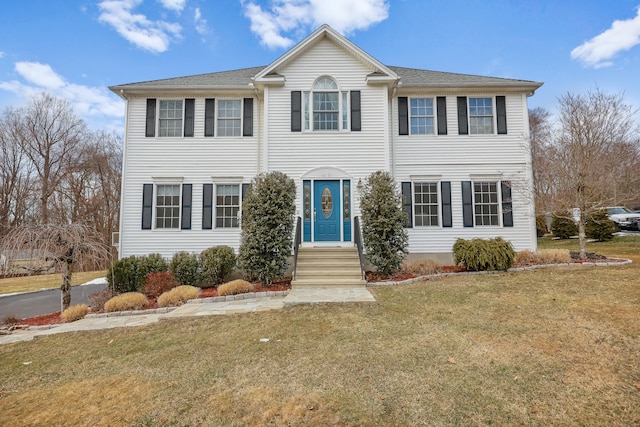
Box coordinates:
[110,24,542,266]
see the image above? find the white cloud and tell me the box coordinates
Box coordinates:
[194,7,208,37]
[157,0,185,12]
[0,62,123,127]
[571,7,640,68]
[243,0,389,49]
[98,0,182,53]
[0,51,5,58]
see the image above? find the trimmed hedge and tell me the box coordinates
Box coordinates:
[453,237,515,271]
[170,251,201,287]
[107,253,168,294]
[200,246,236,287]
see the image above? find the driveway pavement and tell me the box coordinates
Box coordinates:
[0,278,108,319]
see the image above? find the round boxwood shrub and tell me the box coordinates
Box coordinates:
[551,211,578,239]
[107,253,168,294]
[585,209,617,241]
[200,245,236,287]
[170,251,201,287]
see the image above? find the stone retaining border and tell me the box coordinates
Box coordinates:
[367,258,633,287]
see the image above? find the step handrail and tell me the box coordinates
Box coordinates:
[292,216,302,280]
[354,216,365,280]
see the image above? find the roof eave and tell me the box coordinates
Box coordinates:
[109,85,257,97]
[397,82,543,94]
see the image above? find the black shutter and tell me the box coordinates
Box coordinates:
[291,91,301,132]
[204,98,215,137]
[462,181,473,227]
[350,91,361,131]
[184,99,194,137]
[496,96,507,135]
[457,97,468,135]
[441,181,452,227]
[437,96,447,135]
[145,99,156,137]
[242,183,250,201]
[243,98,253,137]
[181,184,192,230]
[398,97,409,135]
[202,184,213,230]
[501,181,513,227]
[401,182,413,228]
[142,184,153,230]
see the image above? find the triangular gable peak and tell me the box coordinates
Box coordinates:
[253,24,398,87]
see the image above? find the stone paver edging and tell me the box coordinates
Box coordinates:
[367,258,632,287]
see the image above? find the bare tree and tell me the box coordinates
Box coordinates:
[10,93,87,224]
[1,224,112,311]
[549,89,640,257]
[529,107,555,213]
[0,109,34,234]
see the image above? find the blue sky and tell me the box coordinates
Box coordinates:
[1,0,640,131]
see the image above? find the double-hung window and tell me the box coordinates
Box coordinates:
[216,184,240,228]
[414,182,439,226]
[217,100,242,137]
[469,98,494,134]
[158,100,183,137]
[301,77,353,131]
[410,98,435,135]
[155,184,181,229]
[473,181,499,226]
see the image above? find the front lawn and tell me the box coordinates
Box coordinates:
[0,270,107,295]
[0,237,638,425]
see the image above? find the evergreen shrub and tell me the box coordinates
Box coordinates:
[170,251,201,287]
[200,246,236,287]
[585,209,617,241]
[107,253,168,294]
[551,211,578,239]
[238,171,296,285]
[536,214,548,237]
[453,237,515,271]
[358,171,408,276]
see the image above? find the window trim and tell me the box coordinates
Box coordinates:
[154,183,182,230]
[471,180,501,227]
[409,97,436,135]
[302,76,350,132]
[468,97,495,135]
[157,99,185,138]
[412,181,441,227]
[211,177,244,230]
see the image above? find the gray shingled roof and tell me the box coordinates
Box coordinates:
[110,64,541,92]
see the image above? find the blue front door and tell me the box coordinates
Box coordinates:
[314,180,340,241]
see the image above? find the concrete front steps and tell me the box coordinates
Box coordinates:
[292,246,366,288]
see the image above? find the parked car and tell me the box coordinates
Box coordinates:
[607,207,640,231]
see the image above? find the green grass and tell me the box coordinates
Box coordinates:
[0,270,107,295]
[0,238,639,426]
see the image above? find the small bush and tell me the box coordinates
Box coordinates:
[453,237,515,271]
[107,253,169,294]
[585,209,617,241]
[89,288,114,313]
[551,211,578,239]
[402,258,443,276]
[61,304,89,322]
[536,215,548,237]
[170,251,201,287]
[142,271,179,298]
[104,292,148,312]
[200,246,236,287]
[2,315,21,325]
[157,285,200,307]
[515,249,571,265]
[218,279,254,296]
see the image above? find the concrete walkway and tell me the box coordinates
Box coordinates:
[0,287,375,345]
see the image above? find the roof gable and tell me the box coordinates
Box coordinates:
[253,24,398,85]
